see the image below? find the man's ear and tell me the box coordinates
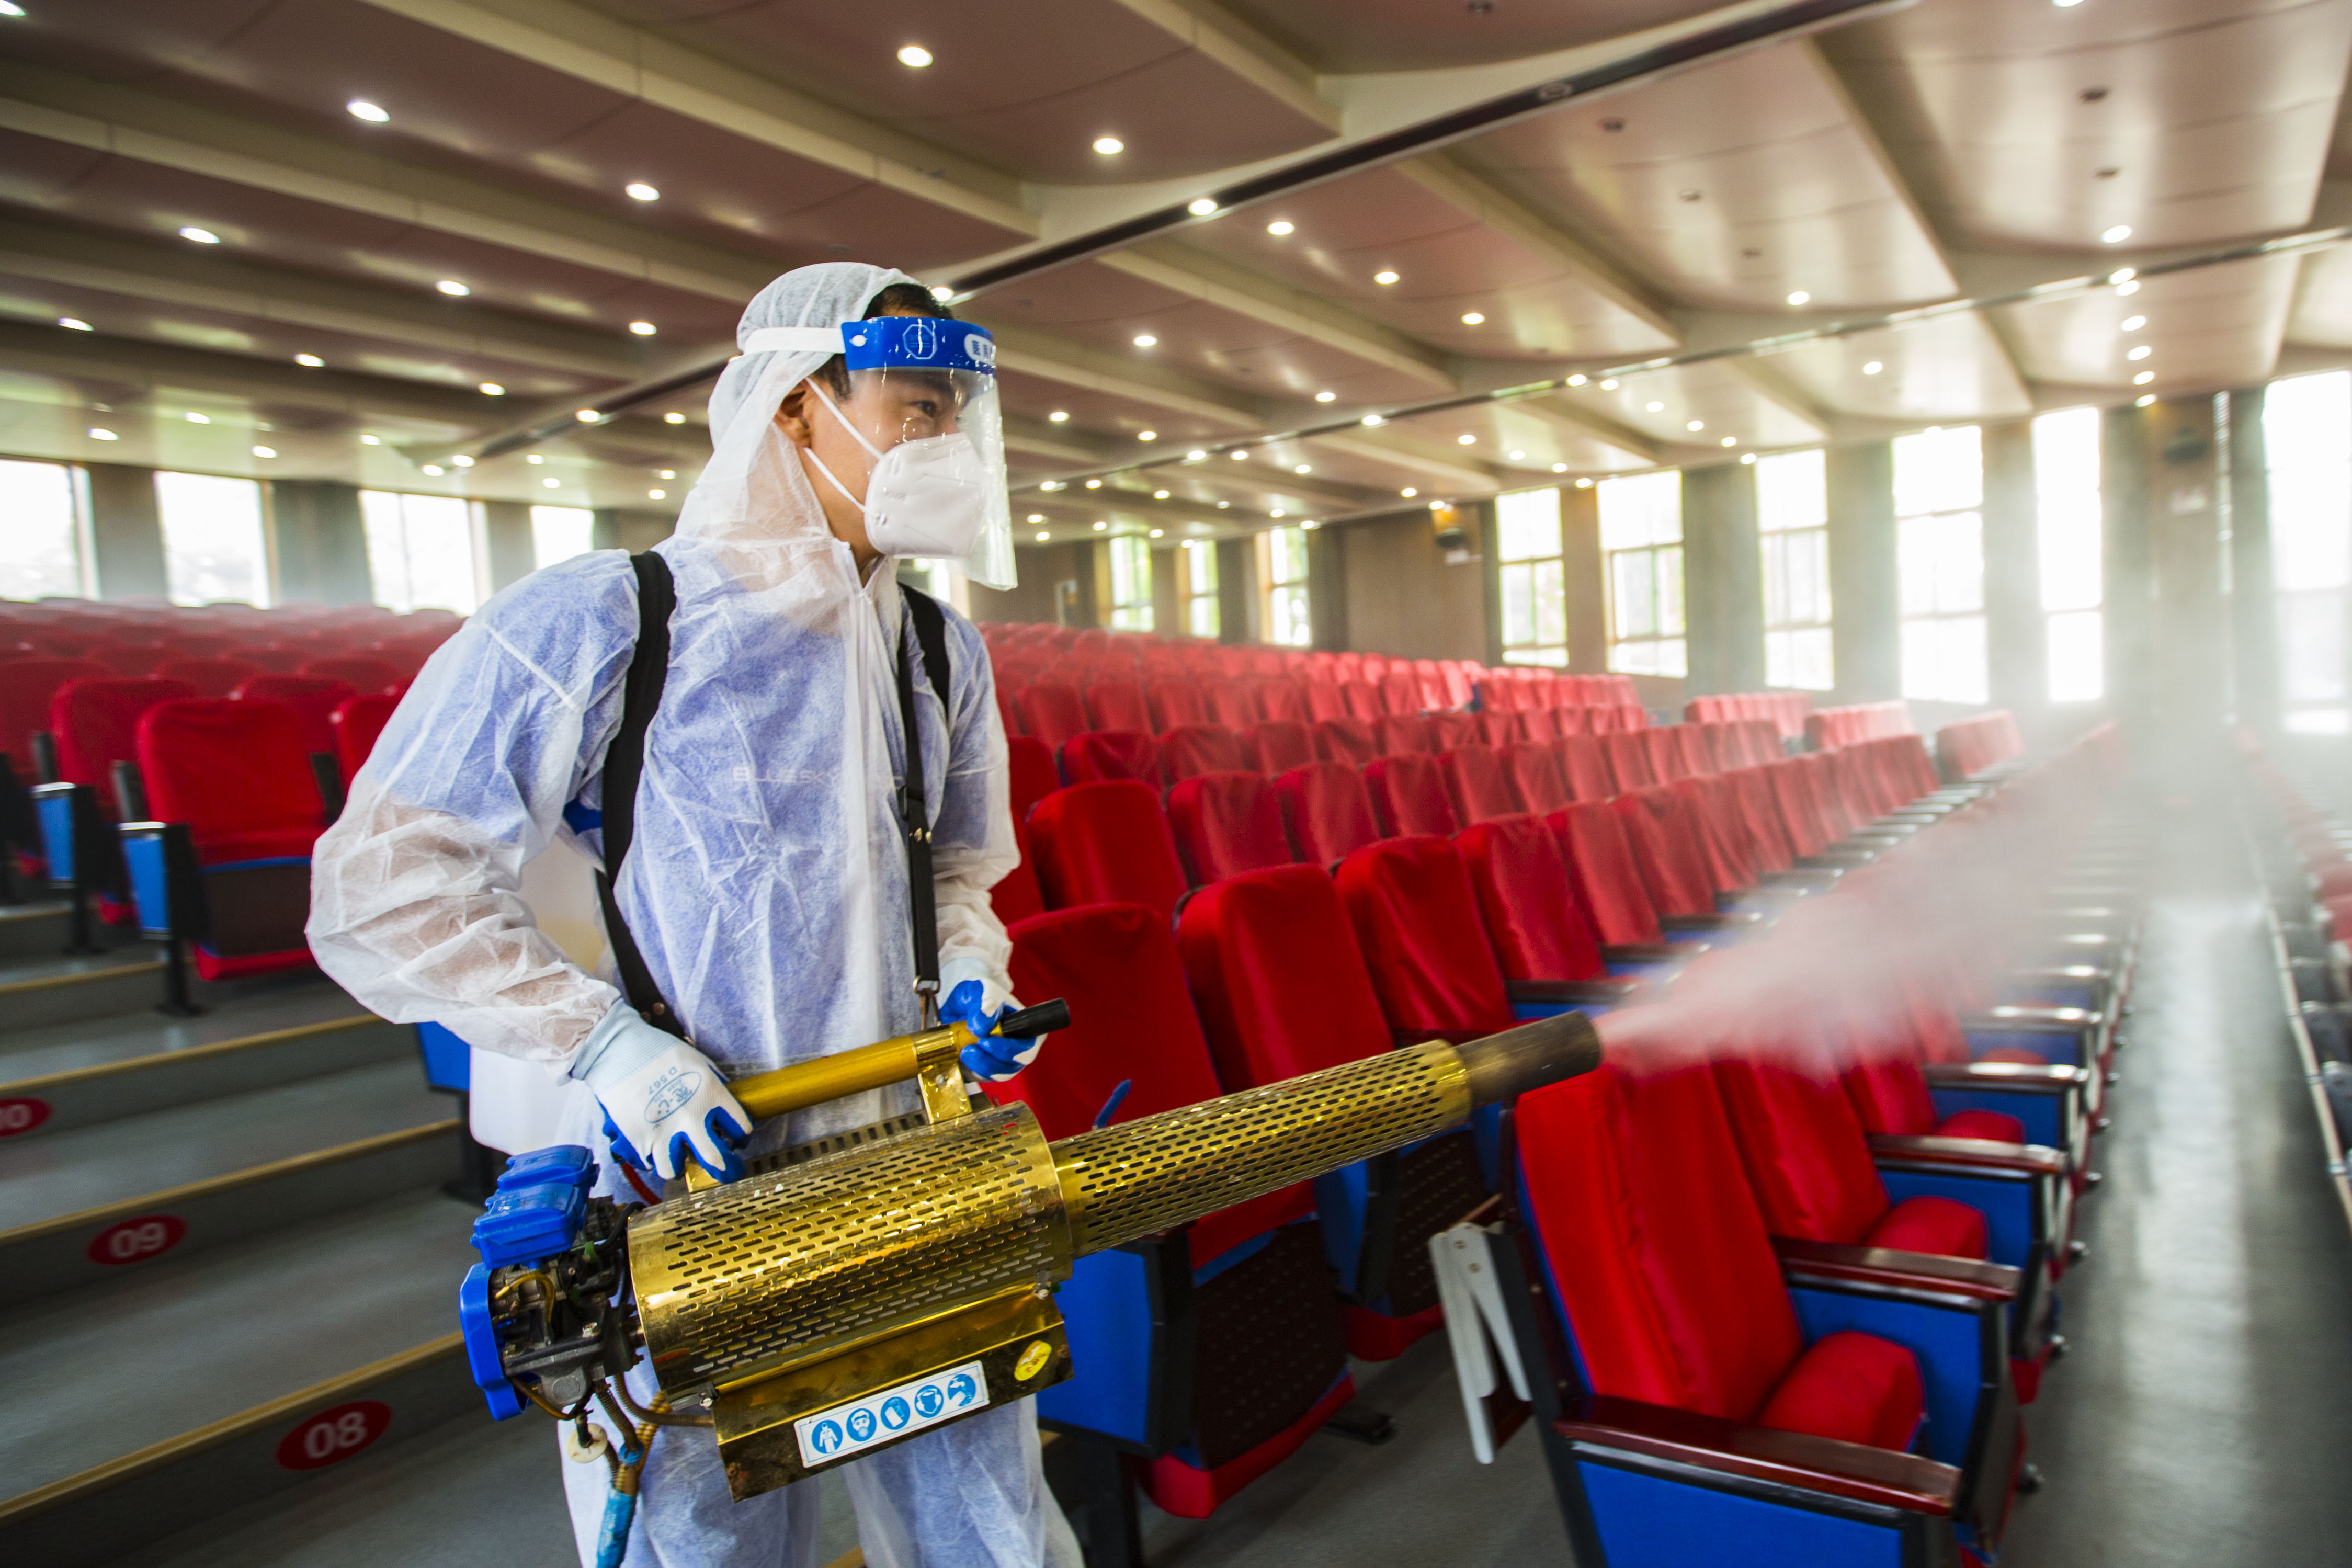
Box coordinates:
[772,380,815,447]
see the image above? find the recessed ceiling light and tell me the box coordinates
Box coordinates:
[1187,198,1218,217]
[544,476,562,488]
[1426,502,1444,512]
[649,488,666,500]
[1027,513,1045,523]
[1187,449,1208,461]
[1294,464,1311,474]
[1040,481,1064,491]
[575,408,600,423]
[1862,361,1883,376]
[1401,487,1418,498]
[527,453,544,464]
[629,320,657,336]
[1567,374,1588,387]
[184,412,210,424]
[1740,452,1757,465]
[1461,312,1485,325]
[422,463,444,475]
[1457,434,1476,445]
[347,99,389,123]
[1270,508,1286,518]
[1215,500,1230,508]
[294,352,324,367]
[1138,429,1157,441]
[1035,531,1051,542]
[1575,477,1595,488]
[664,411,686,424]
[897,44,933,67]
[360,433,381,445]
[2101,224,2132,244]
[1092,520,1108,531]
[58,316,91,331]
[251,445,276,458]
[451,455,475,468]
[2132,370,2154,384]
[2136,393,2156,406]
[1720,436,1737,447]
[1093,136,1124,156]
[658,469,676,479]
[1230,450,1247,460]
[1314,390,1336,403]
[436,279,470,296]
[1266,220,1294,236]
[179,225,220,244]
[1551,463,1569,473]
[1509,449,1526,460]
[2121,315,2146,332]
[1085,478,1103,488]
[927,285,955,303]
[479,382,505,395]
[0,4,26,16]
[1786,290,1810,306]
[1301,520,1320,531]
[2054,0,2083,8]
[1361,414,1384,427]
[2127,345,2151,361]
[1133,334,1157,348]
[626,182,660,202]
[2109,267,2138,283]
[2115,279,2140,296]
[1599,378,1618,390]
[1154,488,1171,499]
[1686,419,1704,431]
[1047,410,1070,423]
[1373,270,1400,286]
[1646,401,1665,413]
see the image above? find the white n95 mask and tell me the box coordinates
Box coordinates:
[803,397,991,561]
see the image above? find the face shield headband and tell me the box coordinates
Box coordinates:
[742,316,1016,590]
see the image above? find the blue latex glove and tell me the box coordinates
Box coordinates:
[571,1003,749,1181]
[942,977,1044,1082]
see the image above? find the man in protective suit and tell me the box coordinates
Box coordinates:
[309,263,1081,1568]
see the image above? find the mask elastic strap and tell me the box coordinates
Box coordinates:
[800,445,868,515]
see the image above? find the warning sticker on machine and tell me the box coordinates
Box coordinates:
[795,1360,991,1467]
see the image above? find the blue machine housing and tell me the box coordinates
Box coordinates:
[459,1144,600,1419]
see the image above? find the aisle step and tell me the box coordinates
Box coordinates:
[0,1189,485,1566]
[0,946,168,1031]
[0,901,72,960]
[0,1060,456,1304]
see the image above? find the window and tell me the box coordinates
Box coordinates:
[531,505,596,571]
[1181,540,1220,639]
[1497,486,1568,666]
[1894,426,1987,704]
[1598,471,1684,676]
[1756,450,1833,690]
[361,491,482,613]
[2266,371,2352,733]
[156,471,270,607]
[1258,526,1311,646]
[2032,407,2105,704]
[0,460,91,600]
[1106,534,1153,632]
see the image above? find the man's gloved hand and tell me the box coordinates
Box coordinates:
[570,1003,750,1181]
[941,976,1045,1082]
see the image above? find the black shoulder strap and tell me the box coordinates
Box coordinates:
[896,584,952,1017]
[594,551,684,1036]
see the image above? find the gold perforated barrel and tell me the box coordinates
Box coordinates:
[630,1013,1598,1397]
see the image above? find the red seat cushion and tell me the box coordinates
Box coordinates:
[1934,1108,2028,1144]
[1864,1195,1989,1259]
[1756,1330,1924,1452]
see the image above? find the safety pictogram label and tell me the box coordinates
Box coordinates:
[794,1359,989,1468]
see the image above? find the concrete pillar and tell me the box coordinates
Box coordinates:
[2226,387,2278,736]
[2101,404,2156,741]
[480,500,537,593]
[1980,421,2043,720]
[82,463,168,601]
[1217,537,1255,644]
[1561,482,1607,675]
[1307,524,1348,652]
[269,480,373,605]
[592,508,675,555]
[1681,462,1763,696]
[1825,441,1900,702]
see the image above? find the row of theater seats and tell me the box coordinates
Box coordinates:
[1806,698,1915,751]
[0,598,457,1003]
[1937,710,2031,783]
[1685,689,1812,740]
[2240,733,2352,1165]
[978,656,2145,1562]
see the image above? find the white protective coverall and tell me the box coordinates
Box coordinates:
[306,263,1079,1568]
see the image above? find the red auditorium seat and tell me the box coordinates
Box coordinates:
[151,658,267,699]
[1439,745,1518,825]
[1364,753,1459,837]
[1157,724,1247,783]
[1454,816,1632,1001]
[989,819,1048,927]
[1374,713,1433,755]
[1516,706,1561,744]
[1600,731,1656,791]
[1006,735,1059,822]
[1498,741,1570,814]
[1254,679,1311,724]
[995,902,1342,1523]
[1026,779,1189,919]
[1083,680,1153,735]
[1340,680,1385,720]
[1548,801,1686,951]
[1062,730,1159,785]
[1308,716,1377,768]
[1146,679,1209,733]
[1427,711,1481,749]
[1014,683,1090,748]
[1176,864,1491,1360]
[221,644,309,673]
[53,677,198,801]
[328,694,400,782]
[233,675,359,757]
[1610,787,1726,922]
[1273,762,1381,866]
[1167,771,1293,884]
[0,658,110,786]
[1301,682,1350,722]
[1201,679,1259,730]
[300,655,407,693]
[81,642,166,677]
[1241,720,1314,774]
[1554,735,1616,801]
[1474,711,1519,747]
[1379,669,1419,716]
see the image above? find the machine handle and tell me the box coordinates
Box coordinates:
[724,998,1072,1122]
[996,999,1069,1040]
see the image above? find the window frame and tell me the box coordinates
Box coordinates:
[1496,485,1569,668]
[2030,406,2105,705]
[1755,449,1834,692]
[1597,470,1686,678]
[1258,526,1311,647]
[1893,425,1989,705]
[2265,371,2352,734]
[156,470,274,608]
[1105,532,1154,633]
[1179,538,1220,640]
[0,458,96,600]
[359,488,486,615]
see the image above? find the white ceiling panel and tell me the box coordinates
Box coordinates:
[1764,314,2033,423]
[1998,255,2298,392]
[1225,0,1723,73]
[2287,243,2352,346]
[1550,359,1827,452]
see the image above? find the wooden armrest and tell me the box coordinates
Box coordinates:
[1774,1236,2020,1302]
[1866,1133,2067,1178]
[1921,1061,2092,1092]
[1506,979,1635,1006]
[1554,1394,1960,1517]
[1601,943,1685,964]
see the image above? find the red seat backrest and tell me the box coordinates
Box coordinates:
[1440,745,1517,826]
[1674,724,1715,779]
[330,694,401,781]
[1554,736,1615,802]
[1547,802,1666,946]
[1167,771,1293,884]
[1202,680,1259,730]
[1608,788,1715,919]
[81,642,165,677]
[51,677,198,791]
[1375,713,1433,756]
[1514,1058,1805,1421]
[1766,759,1830,858]
[152,658,266,699]
[1727,766,1797,872]
[233,675,360,757]
[1516,707,1561,744]
[1340,680,1386,720]
[1026,779,1189,920]
[1301,682,1350,723]
[1707,1040,1899,1247]
[1476,710,1520,747]
[1014,684,1090,749]
[1242,721,1314,775]
[1334,835,1515,1040]
[0,658,111,777]
[1084,680,1153,735]
[1145,680,1208,733]
[301,656,407,694]
[1274,762,1381,866]
[222,644,308,673]
[1455,815,1607,984]
[1363,753,1459,838]
[1006,735,1059,822]
[1498,742,1569,814]
[1158,725,1247,784]
[1427,711,1480,750]
[1178,864,1395,1086]
[1311,717,1378,769]
[135,698,325,853]
[1061,730,1159,785]
[1255,680,1312,724]
[1669,775,1754,895]
[1601,731,1655,791]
